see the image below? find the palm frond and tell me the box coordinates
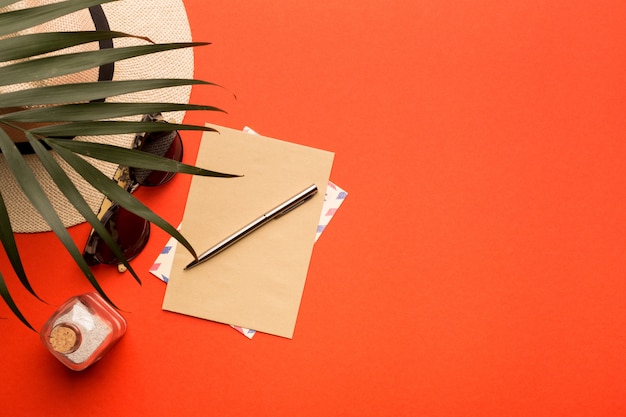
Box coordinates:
[0,79,217,108]
[0,180,39,330]
[0,0,22,9]
[0,42,207,87]
[0,184,43,302]
[30,120,215,137]
[0,30,149,62]
[0,102,224,123]
[27,132,141,284]
[0,0,117,37]
[47,139,239,178]
[0,128,120,310]
[0,0,237,326]
[48,140,200,260]
[0,270,34,330]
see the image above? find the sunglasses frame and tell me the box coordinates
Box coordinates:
[82,201,151,267]
[82,114,182,271]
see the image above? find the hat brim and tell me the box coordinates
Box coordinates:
[0,0,195,233]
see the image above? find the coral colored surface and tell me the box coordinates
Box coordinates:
[2,1,626,415]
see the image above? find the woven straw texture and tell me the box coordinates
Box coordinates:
[0,0,194,232]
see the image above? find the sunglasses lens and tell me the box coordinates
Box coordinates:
[130,130,183,186]
[91,206,150,265]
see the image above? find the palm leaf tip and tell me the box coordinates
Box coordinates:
[0,0,235,326]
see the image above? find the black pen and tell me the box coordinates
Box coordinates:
[184,184,318,270]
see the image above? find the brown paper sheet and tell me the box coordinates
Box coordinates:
[162,125,334,338]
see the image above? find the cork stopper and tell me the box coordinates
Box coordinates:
[49,325,81,354]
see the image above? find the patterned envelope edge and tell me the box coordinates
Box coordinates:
[150,227,258,338]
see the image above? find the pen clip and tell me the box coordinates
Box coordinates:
[274,193,314,219]
[274,186,317,219]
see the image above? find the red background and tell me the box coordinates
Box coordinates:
[2,0,626,415]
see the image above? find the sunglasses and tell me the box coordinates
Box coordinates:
[82,114,183,269]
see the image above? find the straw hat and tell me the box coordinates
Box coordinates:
[0,0,195,233]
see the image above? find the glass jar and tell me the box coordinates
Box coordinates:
[40,292,127,371]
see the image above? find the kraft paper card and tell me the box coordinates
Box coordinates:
[150,180,348,339]
[162,125,334,338]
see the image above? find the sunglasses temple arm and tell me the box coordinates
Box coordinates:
[82,231,101,266]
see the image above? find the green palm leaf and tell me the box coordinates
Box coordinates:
[0,129,119,310]
[0,270,34,330]
[27,132,141,284]
[47,139,240,178]
[0,30,148,62]
[0,185,38,330]
[0,0,117,37]
[48,140,200,260]
[0,186,42,302]
[0,102,224,123]
[0,79,217,108]
[0,0,21,8]
[30,120,216,137]
[0,0,237,327]
[0,42,207,87]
